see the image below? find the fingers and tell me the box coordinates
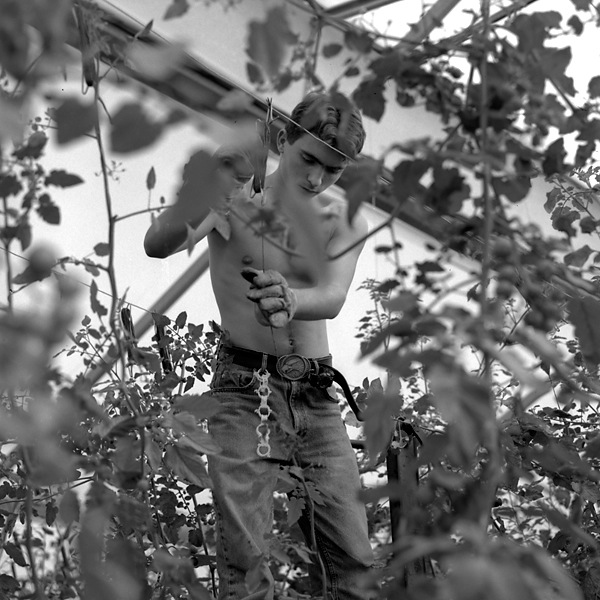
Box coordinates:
[252,269,286,288]
[241,268,260,284]
[246,284,286,300]
[243,269,297,327]
[256,296,288,313]
[253,305,289,328]
[268,311,290,328]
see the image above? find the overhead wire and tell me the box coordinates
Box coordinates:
[0,245,157,320]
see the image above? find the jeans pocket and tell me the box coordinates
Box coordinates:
[210,363,256,392]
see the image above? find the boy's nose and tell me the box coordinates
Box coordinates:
[307,166,324,189]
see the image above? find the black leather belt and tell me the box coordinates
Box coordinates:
[221,345,364,421]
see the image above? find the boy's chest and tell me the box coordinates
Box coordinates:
[228,202,336,282]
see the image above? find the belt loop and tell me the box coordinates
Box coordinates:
[260,353,268,373]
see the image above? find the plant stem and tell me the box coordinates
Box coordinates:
[24,486,41,598]
[475,0,504,533]
[1,199,13,314]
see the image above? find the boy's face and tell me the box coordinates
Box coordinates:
[279,132,348,198]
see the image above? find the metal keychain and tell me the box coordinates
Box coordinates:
[254,368,273,458]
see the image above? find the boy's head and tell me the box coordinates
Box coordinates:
[284,91,366,160]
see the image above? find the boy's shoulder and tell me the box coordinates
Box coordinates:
[317,195,367,230]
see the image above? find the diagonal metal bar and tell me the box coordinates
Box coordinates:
[324,0,402,19]
[436,0,540,47]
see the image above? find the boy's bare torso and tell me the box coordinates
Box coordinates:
[207,188,345,358]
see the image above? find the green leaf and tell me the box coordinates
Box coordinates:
[45,169,84,187]
[564,244,593,267]
[94,242,110,256]
[287,496,305,527]
[510,12,562,52]
[90,280,108,317]
[391,159,429,204]
[145,439,163,471]
[136,19,154,40]
[175,311,187,329]
[344,30,373,53]
[37,197,60,224]
[4,542,27,568]
[0,574,20,594]
[323,43,342,58]
[110,103,164,153]
[384,291,419,314]
[588,76,600,98]
[491,175,531,202]
[538,46,576,97]
[114,497,150,530]
[544,188,561,213]
[414,317,447,337]
[146,166,156,190]
[0,174,22,198]
[362,378,402,464]
[176,149,224,234]
[59,489,80,524]
[246,7,297,81]
[567,296,600,367]
[164,444,211,487]
[567,14,583,35]
[583,434,600,459]
[151,312,170,328]
[13,131,47,159]
[542,504,598,549]
[83,260,101,277]
[45,501,58,526]
[571,0,590,10]
[172,394,221,420]
[552,209,579,236]
[177,428,221,455]
[542,138,567,176]
[580,216,597,234]
[343,158,381,222]
[163,0,190,19]
[352,77,386,121]
[54,97,96,144]
[246,61,264,85]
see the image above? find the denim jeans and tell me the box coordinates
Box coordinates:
[206,349,375,600]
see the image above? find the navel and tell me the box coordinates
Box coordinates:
[242,255,254,265]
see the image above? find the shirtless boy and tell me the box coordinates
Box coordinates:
[144,92,375,600]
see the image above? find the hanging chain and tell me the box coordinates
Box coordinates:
[254,368,273,458]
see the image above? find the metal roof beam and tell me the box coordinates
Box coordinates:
[325,0,401,20]
[437,0,540,47]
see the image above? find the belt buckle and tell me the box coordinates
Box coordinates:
[276,354,311,381]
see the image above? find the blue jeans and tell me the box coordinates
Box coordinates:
[206,348,375,600]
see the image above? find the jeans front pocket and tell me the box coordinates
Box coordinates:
[210,362,256,392]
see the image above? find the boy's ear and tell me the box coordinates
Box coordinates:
[276,129,287,152]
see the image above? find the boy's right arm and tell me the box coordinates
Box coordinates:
[144,146,253,259]
[143,204,217,259]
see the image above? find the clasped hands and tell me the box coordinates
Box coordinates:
[242,268,298,328]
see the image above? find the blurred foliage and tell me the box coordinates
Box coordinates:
[2,0,600,599]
